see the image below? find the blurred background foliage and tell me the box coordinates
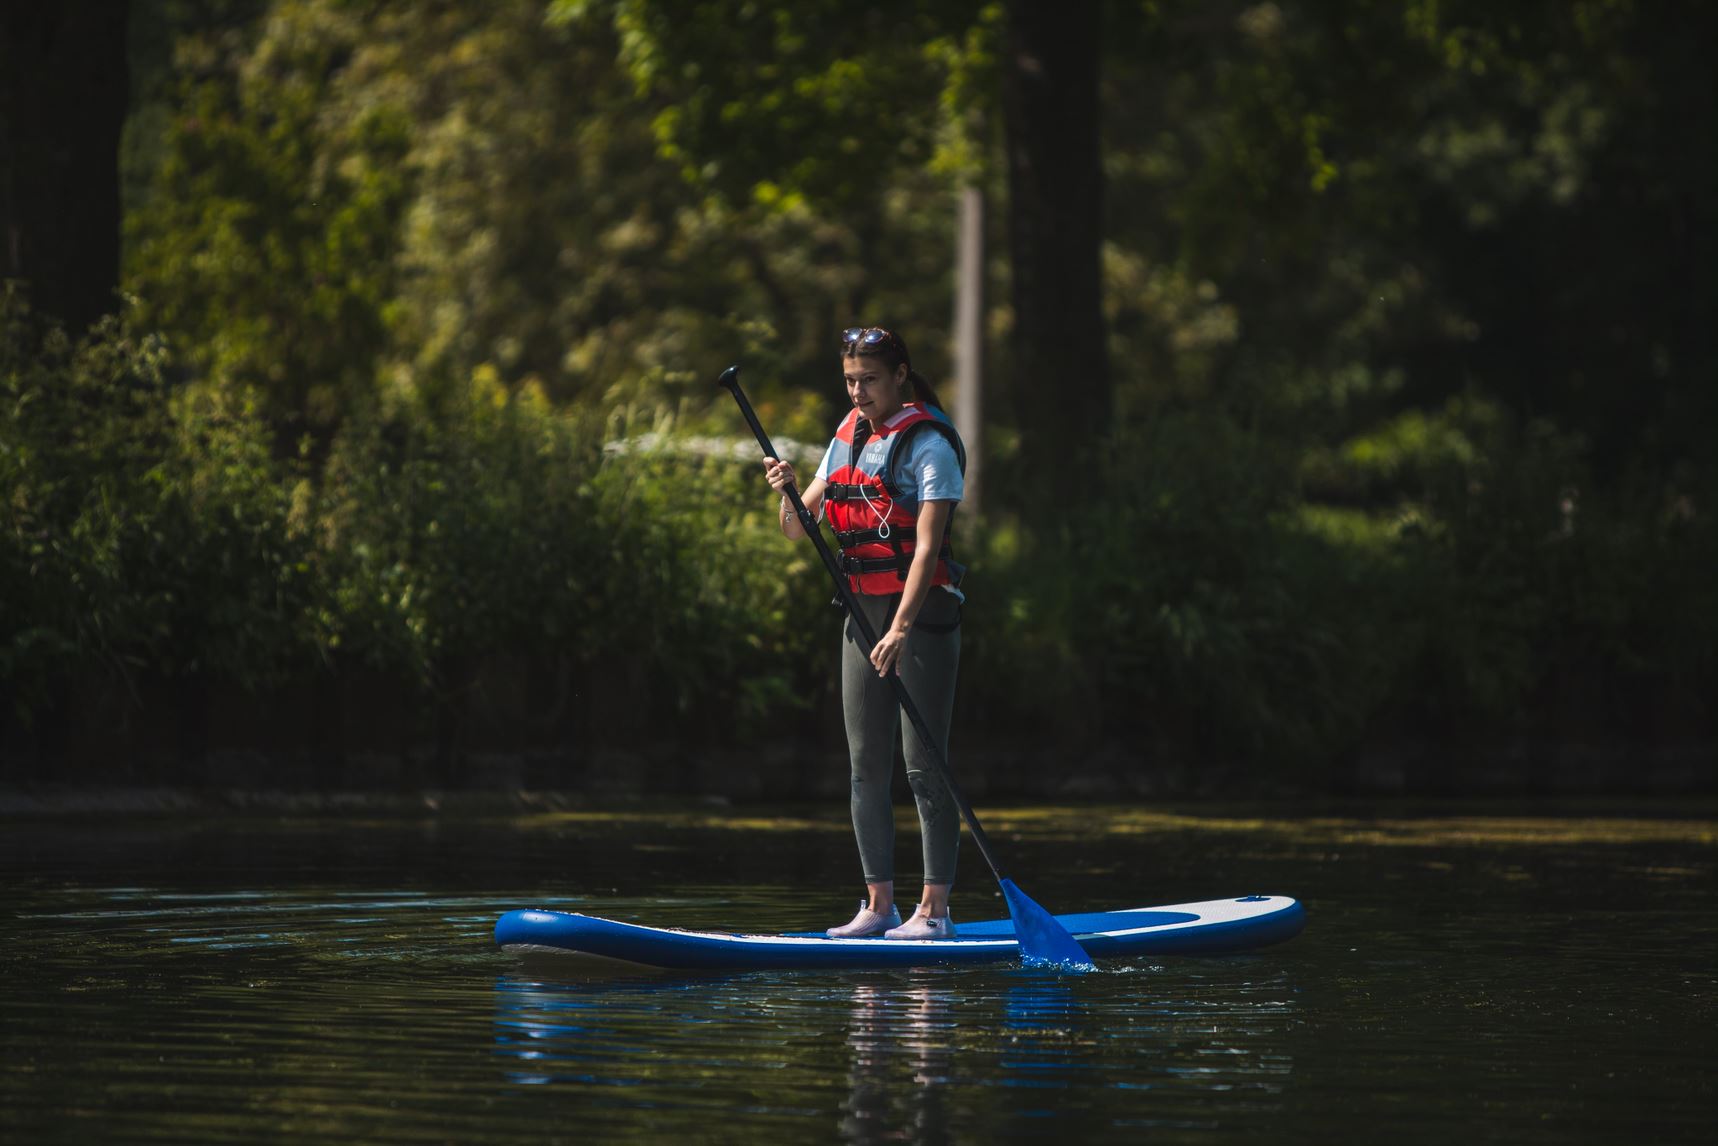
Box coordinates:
[0,0,1710,789]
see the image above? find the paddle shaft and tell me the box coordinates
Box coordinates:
[717,368,1010,882]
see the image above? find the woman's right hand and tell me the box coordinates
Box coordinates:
[763,456,797,494]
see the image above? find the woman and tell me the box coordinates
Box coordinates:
[762,326,967,940]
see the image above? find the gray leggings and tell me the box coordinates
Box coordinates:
[841,590,962,886]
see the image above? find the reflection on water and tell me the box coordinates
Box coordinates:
[491,961,1301,1141]
[842,980,956,1141]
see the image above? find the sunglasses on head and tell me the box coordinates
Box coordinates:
[841,327,905,356]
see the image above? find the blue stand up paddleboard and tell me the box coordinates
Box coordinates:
[494,895,1304,971]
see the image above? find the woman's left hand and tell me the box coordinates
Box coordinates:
[870,626,909,677]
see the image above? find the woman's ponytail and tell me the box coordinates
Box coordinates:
[908,370,948,419]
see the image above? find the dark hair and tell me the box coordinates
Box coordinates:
[843,327,949,418]
[905,368,946,416]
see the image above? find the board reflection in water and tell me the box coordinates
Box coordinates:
[491,966,1299,1139]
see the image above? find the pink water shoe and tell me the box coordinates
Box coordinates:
[883,906,956,940]
[827,901,902,938]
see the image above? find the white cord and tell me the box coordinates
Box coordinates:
[859,482,893,538]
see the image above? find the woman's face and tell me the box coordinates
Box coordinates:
[844,354,907,423]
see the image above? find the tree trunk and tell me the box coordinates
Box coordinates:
[0,1,131,332]
[953,184,986,513]
[1001,0,1109,506]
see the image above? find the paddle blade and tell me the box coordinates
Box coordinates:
[1001,878,1097,972]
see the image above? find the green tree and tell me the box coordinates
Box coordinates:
[575,0,1118,503]
[6,0,1696,786]
[125,0,409,438]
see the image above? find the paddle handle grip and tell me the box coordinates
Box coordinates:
[716,366,780,462]
[715,364,1009,882]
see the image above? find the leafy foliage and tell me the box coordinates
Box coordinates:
[1,287,314,718]
[4,0,1708,780]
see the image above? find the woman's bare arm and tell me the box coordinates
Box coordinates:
[763,457,824,539]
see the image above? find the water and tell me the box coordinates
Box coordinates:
[2,803,1713,1143]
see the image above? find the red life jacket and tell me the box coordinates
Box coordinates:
[822,403,967,597]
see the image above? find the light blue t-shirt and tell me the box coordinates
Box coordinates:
[814,410,965,506]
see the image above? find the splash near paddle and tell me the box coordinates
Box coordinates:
[494,895,1304,972]
[1001,879,1100,971]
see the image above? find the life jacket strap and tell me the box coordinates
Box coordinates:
[836,543,954,578]
[838,554,915,576]
[834,525,917,548]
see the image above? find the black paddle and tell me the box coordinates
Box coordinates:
[717,364,1095,971]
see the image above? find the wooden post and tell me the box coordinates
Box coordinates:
[953,183,985,512]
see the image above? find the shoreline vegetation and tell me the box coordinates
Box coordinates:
[2,268,1710,797]
[0,733,1711,817]
[3,786,1713,829]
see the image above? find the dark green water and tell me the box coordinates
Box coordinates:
[2,803,1713,1143]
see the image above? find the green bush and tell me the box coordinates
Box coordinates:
[581,406,832,733]
[312,376,831,736]
[314,368,602,682]
[3,282,1708,780]
[1,288,315,727]
[960,412,1405,770]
